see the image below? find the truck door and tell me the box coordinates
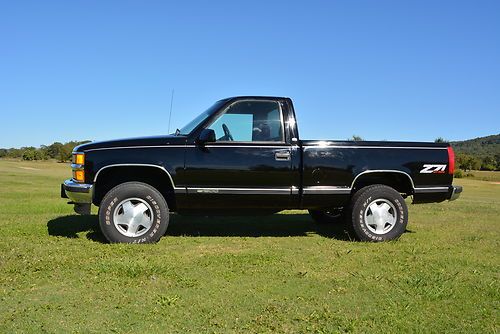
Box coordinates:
[183,99,296,209]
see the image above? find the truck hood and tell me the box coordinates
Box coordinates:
[74,135,187,152]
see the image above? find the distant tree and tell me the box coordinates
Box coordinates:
[34,149,47,160]
[0,149,7,158]
[481,156,496,171]
[481,157,496,170]
[456,153,481,171]
[470,156,481,171]
[47,142,64,159]
[58,145,71,162]
[6,148,22,158]
[348,135,364,141]
[434,137,448,143]
[22,147,37,161]
[39,145,50,160]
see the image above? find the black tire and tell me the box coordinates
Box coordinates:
[348,184,408,242]
[308,208,344,224]
[98,182,169,243]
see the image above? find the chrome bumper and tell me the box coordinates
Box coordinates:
[448,185,463,201]
[61,179,93,214]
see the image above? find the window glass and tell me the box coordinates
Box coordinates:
[178,100,225,135]
[267,108,282,140]
[210,113,253,141]
[207,101,283,142]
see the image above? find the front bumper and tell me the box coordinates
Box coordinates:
[61,179,93,214]
[61,179,93,203]
[448,185,462,201]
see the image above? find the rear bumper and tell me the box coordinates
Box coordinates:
[448,185,462,201]
[61,179,93,203]
[412,185,462,204]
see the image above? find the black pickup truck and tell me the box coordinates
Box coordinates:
[61,96,462,243]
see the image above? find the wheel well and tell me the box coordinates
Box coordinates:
[351,172,413,196]
[92,166,176,210]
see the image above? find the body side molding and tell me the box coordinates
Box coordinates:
[303,186,351,195]
[302,145,448,150]
[186,187,292,195]
[413,187,450,193]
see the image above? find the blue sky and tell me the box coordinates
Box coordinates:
[1,0,499,148]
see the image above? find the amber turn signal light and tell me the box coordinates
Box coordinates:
[74,170,85,182]
[75,153,85,165]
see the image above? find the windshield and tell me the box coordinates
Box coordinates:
[176,101,225,135]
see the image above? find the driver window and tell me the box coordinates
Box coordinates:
[207,101,283,142]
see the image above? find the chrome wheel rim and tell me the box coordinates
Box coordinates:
[113,198,154,237]
[364,199,397,235]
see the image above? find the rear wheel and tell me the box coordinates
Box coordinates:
[308,208,344,224]
[98,182,169,243]
[348,184,408,242]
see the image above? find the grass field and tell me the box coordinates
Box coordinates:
[0,159,498,333]
[462,170,500,182]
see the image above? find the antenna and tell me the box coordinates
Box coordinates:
[168,89,174,133]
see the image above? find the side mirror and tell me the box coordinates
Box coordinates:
[196,129,216,145]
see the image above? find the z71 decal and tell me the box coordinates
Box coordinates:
[420,164,447,174]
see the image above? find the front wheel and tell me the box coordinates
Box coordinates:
[98,182,169,243]
[348,185,408,242]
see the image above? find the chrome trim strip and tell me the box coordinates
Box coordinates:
[350,170,416,190]
[174,187,186,194]
[303,145,447,150]
[86,144,446,151]
[203,145,290,148]
[186,187,292,195]
[303,186,351,195]
[86,145,293,151]
[93,164,176,188]
[291,186,299,195]
[71,163,84,170]
[414,187,449,194]
[86,145,187,152]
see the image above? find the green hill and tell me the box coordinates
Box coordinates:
[451,134,500,158]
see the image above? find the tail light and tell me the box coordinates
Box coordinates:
[447,146,455,175]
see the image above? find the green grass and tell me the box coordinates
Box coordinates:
[461,170,500,182]
[0,160,498,333]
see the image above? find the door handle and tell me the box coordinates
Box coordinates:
[275,150,291,161]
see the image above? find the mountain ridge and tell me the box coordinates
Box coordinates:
[450,133,500,158]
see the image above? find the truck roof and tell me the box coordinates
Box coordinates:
[218,96,289,102]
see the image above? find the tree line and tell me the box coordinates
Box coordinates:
[455,153,499,171]
[0,141,91,162]
[444,134,500,171]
